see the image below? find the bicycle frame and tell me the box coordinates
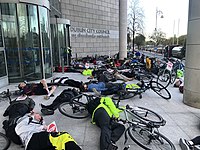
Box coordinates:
[118,106,175,150]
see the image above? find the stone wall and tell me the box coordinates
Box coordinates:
[60,0,119,58]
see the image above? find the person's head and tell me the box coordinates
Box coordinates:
[18,82,27,90]
[79,83,88,92]
[30,112,43,123]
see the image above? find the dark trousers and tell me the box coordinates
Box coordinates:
[27,132,82,150]
[94,108,125,150]
[27,132,54,150]
[191,136,200,145]
[62,79,82,88]
[42,89,76,110]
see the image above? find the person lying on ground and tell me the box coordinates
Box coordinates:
[52,77,83,88]
[18,79,57,100]
[40,88,80,115]
[179,136,200,150]
[80,74,140,96]
[87,96,125,150]
[89,67,134,82]
[173,69,184,93]
[15,112,82,150]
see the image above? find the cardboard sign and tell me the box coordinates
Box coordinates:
[166,61,173,71]
[47,121,58,132]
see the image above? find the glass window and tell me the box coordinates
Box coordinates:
[0,24,3,47]
[1,3,20,78]
[0,51,6,77]
[39,6,52,78]
[51,24,60,66]
[27,5,42,79]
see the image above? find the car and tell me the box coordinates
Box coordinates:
[171,46,185,59]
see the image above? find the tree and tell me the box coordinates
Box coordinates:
[149,29,166,46]
[135,33,145,49]
[178,35,187,46]
[128,0,144,52]
[127,27,131,50]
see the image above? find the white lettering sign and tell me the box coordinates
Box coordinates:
[70,27,119,39]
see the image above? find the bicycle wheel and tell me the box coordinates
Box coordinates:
[170,69,177,84]
[128,125,176,150]
[58,101,90,119]
[127,106,164,124]
[0,132,10,150]
[112,91,135,100]
[150,81,171,100]
[156,70,171,88]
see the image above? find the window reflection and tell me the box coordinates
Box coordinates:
[39,6,52,78]
[0,51,6,77]
[1,3,20,78]
[1,3,50,82]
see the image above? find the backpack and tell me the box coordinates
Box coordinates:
[86,97,101,115]
[3,119,22,145]
[2,97,35,145]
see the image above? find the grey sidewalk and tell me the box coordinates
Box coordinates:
[0,72,200,150]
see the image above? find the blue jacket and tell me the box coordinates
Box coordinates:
[88,82,107,92]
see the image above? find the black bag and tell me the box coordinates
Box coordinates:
[87,97,101,115]
[3,119,22,145]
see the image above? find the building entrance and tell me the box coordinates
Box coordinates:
[0,1,51,82]
[50,18,70,71]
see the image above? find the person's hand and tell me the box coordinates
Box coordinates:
[43,125,48,131]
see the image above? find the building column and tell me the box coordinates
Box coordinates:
[183,0,200,108]
[119,0,127,60]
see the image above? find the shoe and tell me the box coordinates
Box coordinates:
[44,95,50,100]
[92,88,101,96]
[179,138,190,150]
[50,94,54,97]
[40,103,47,109]
[41,108,54,115]
[107,142,118,150]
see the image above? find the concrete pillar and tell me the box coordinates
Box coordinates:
[119,0,127,60]
[183,0,200,108]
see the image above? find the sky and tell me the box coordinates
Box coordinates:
[128,0,189,39]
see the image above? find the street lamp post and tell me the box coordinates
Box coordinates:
[155,8,164,46]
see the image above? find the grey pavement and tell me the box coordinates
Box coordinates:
[0,72,200,150]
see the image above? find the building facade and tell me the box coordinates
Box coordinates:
[60,0,120,58]
[0,0,122,87]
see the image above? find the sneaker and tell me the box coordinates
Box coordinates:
[92,88,101,96]
[179,138,190,150]
[44,95,50,100]
[41,108,54,115]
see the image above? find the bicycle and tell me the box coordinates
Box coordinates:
[0,89,22,102]
[116,104,176,150]
[155,59,172,88]
[112,73,171,100]
[58,93,96,119]
[0,132,10,150]
[59,92,175,149]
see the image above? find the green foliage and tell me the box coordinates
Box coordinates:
[135,33,145,49]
